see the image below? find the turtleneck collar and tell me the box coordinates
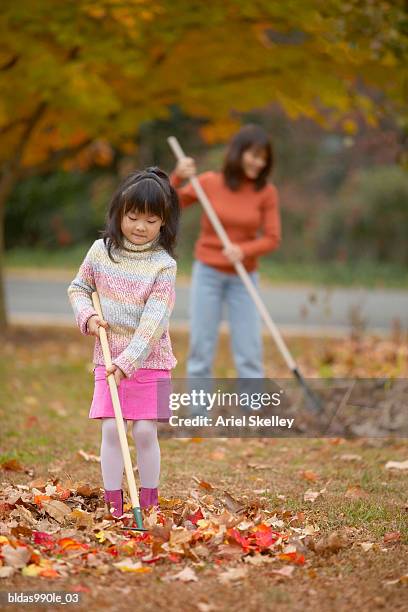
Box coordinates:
[121,234,161,253]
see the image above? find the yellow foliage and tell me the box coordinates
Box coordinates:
[0,0,405,174]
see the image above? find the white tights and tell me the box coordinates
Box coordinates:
[100,418,160,490]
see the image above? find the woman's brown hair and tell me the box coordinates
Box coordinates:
[222,124,274,191]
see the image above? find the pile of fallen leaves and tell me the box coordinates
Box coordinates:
[0,475,320,584]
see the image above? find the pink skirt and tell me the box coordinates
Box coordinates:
[89,365,172,422]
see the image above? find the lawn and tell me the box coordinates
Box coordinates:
[0,327,407,611]
[5,246,408,288]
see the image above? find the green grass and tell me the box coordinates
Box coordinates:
[5,244,92,270]
[5,246,408,288]
[259,259,408,289]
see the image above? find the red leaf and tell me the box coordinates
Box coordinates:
[252,524,280,549]
[227,528,251,551]
[186,508,204,525]
[55,484,71,500]
[33,532,55,550]
[124,532,150,544]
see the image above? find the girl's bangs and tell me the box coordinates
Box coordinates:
[123,179,168,219]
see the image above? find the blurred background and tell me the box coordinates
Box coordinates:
[0,1,407,333]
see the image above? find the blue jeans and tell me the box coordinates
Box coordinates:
[187,260,264,379]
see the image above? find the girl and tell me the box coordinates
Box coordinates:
[68,167,180,518]
[170,124,281,379]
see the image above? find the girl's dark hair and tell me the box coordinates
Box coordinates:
[102,167,180,261]
[222,124,274,191]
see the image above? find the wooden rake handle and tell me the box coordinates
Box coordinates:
[91,292,141,509]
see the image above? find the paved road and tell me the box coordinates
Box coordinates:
[5,274,408,335]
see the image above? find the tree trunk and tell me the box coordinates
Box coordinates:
[0,169,18,331]
[0,103,47,332]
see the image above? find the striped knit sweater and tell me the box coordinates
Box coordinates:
[67,235,177,377]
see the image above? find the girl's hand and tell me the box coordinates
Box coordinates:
[175,157,196,180]
[106,365,126,386]
[222,243,244,264]
[87,315,109,337]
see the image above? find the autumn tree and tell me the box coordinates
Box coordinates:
[0,0,406,327]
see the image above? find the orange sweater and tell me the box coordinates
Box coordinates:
[170,170,281,274]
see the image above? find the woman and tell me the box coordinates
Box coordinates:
[170,124,281,379]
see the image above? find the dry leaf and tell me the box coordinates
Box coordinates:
[271,566,295,578]
[77,450,100,463]
[223,491,245,514]
[168,527,194,550]
[304,483,329,502]
[338,454,362,462]
[315,531,348,555]
[247,463,273,471]
[70,509,94,528]
[113,560,152,573]
[303,490,320,502]
[192,477,214,491]
[384,574,408,586]
[4,490,22,505]
[0,566,15,578]
[300,470,319,482]
[1,459,24,472]
[9,506,38,527]
[164,566,198,582]
[76,484,101,498]
[244,554,275,566]
[345,486,368,500]
[384,531,401,544]
[22,564,44,577]
[210,449,225,461]
[218,567,248,584]
[2,544,31,568]
[197,603,218,612]
[43,500,72,523]
[385,460,408,471]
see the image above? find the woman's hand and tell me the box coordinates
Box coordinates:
[222,243,244,264]
[105,364,126,386]
[87,315,109,337]
[174,157,196,180]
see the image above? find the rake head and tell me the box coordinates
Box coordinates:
[120,506,148,532]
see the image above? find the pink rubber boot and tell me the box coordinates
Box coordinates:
[139,487,159,510]
[104,489,124,518]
